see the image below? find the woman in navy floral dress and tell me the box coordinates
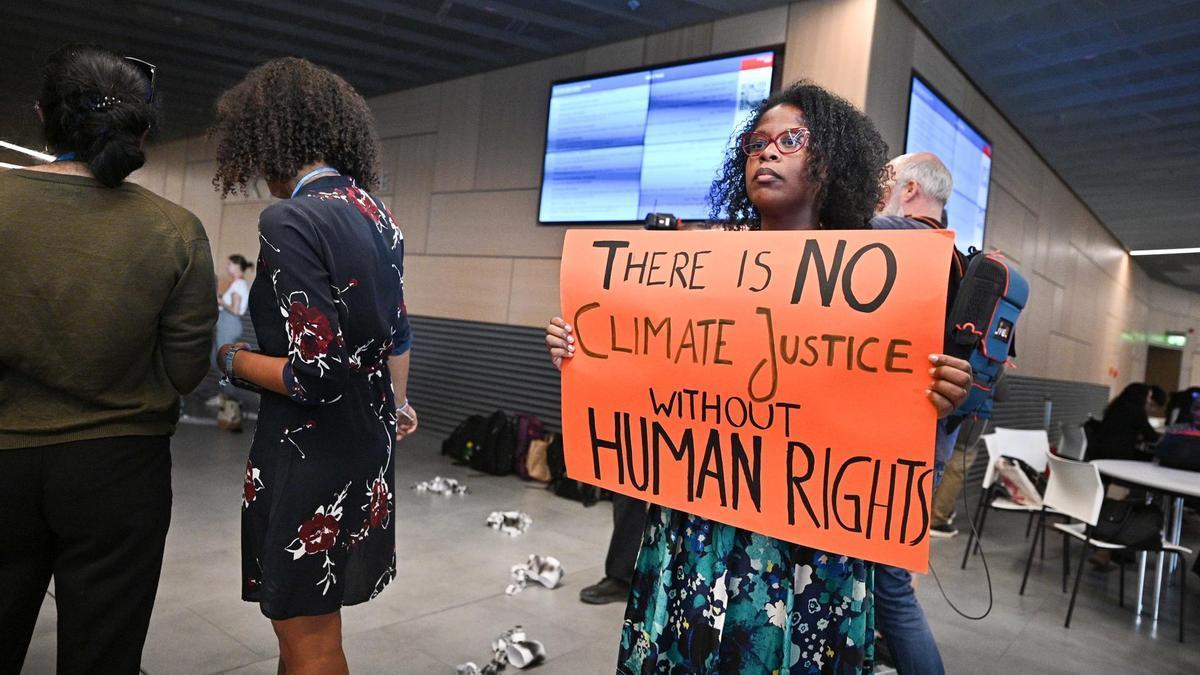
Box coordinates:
[212,58,416,674]
[546,82,973,674]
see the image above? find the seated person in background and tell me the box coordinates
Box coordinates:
[1156,396,1200,471]
[1148,385,1168,429]
[1090,383,1164,568]
[1092,383,1159,462]
[1167,387,1200,425]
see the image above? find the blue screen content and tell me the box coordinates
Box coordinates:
[539,52,775,223]
[904,77,992,251]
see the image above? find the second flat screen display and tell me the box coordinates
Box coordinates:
[905,76,992,251]
[539,50,777,223]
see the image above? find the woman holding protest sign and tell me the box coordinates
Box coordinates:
[545,81,972,674]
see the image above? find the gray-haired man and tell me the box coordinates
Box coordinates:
[870,151,958,675]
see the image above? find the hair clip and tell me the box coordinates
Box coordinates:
[88,95,124,111]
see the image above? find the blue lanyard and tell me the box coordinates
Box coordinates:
[290,168,339,199]
[54,152,77,162]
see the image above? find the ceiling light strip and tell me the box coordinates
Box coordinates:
[0,141,54,162]
[0,161,24,169]
[1129,247,1200,257]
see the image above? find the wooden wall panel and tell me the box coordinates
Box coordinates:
[386,133,437,256]
[583,38,645,74]
[214,202,264,279]
[644,23,713,64]
[710,6,789,55]
[426,190,563,258]
[474,54,585,191]
[180,160,222,253]
[508,258,561,328]
[432,75,484,193]
[403,255,513,324]
[371,83,441,137]
[784,0,877,107]
[157,140,188,205]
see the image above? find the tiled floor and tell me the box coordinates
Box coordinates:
[19,423,1200,674]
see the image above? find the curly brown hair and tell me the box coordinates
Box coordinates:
[709,81,889,230]
[210,57,380,196]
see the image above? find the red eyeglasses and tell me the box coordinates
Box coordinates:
[740,127,810,157]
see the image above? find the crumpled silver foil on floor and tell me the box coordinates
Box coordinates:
[456,626,547,674]
[486,510,532,537]
[411,476,469,496]
[505,554,563,596]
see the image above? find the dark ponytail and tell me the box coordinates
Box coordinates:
[228,254,254,273]
[38,44,158,188]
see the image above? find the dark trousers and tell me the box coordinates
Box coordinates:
[605,493,648,584]
[0,435,172,675]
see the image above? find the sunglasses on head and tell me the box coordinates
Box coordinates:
[123,56,157,104]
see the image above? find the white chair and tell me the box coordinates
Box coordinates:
[1056,421,1088,461]
[1025,453,1191,641]
[993,428,1052,468]
[1021,451,1107,595]
[961,428,1053,569]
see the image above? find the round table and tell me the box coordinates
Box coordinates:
[1093,459,1200,499]
[1093,459,1200,621]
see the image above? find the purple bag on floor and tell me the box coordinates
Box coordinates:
[512,414,545,479]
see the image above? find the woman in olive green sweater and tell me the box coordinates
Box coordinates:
[0,45,216,673]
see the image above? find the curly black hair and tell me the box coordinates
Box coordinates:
[708,81,889,230]
[210,57,380,196]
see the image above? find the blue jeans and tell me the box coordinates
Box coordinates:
[873,421,957,674]
[212,310,244,398]
[212,309,243,370]
[933,420,961,486]
[874,563,945,675]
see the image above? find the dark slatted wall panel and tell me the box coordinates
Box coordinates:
[240,312,259,348]
[962,374,1111,489]
[404,317,1114,474]
[407,316,562,437]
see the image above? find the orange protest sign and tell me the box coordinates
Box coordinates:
[559,228,953,572]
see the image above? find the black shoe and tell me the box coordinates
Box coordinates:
[579,577,630,605]
[873,632,896,668]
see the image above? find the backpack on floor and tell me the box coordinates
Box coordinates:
[546,434,603,506]
[512,414,546,479]
[442,414,489,465]
[469,410,518,476]
[945,251,1029,429]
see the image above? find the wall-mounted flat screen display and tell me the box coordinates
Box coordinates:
[904,74,992,251]
[538,49,779,224]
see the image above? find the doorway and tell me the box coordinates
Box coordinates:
[1145,345,1183,394]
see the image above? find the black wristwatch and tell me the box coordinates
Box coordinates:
[222,345,241,379]
[220,346,264,393]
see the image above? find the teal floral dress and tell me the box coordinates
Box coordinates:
[618,506,873,674]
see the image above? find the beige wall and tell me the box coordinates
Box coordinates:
[129,0,1200,392]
